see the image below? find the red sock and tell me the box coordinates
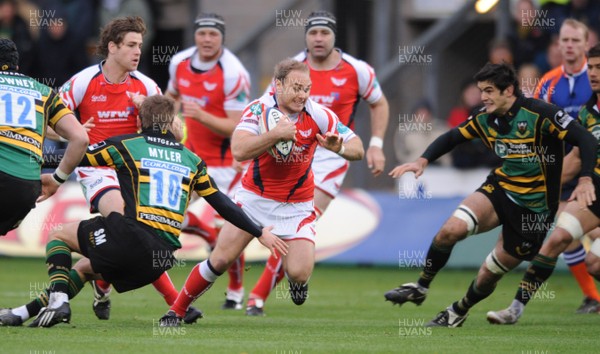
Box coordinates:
[152,272,179,306]
[95,279,111,292]
[228,253,245,292]
[171,261,218,317]
[569,262,600,301]
[184,211,218,247]
[249,253,284,300]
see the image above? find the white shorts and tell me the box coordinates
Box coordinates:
[234,187,316,243]
[208,166,243,198]
[75,167,120,213]
[312,146,349,198]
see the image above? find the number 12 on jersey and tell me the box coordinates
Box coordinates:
[0,92,36,129]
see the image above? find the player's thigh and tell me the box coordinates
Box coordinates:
[439,191,499,243]
[50,221,82,253]
[97,189,125,216]
[459,191,499,232]
[283,239,315,283]
[314,188,333,213]
[209,221,253,272]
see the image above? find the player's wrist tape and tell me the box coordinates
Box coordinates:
[337,144,345,156]
[51,168,70,185]
[369,137,383,149]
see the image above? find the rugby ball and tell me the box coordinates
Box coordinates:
[259,107,294,157]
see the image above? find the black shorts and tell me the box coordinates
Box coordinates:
[477,174,554,261]
[560,179,577,201]
[0,171,41,236]
[77,212,176,293]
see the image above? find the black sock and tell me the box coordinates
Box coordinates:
[515,254,557,305]
[46,240,72,294]
[452,279,495,316]
[417,242,454,288]
[26,269,85,316]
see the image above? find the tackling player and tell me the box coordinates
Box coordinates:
[57,16,200,323]
[0,95,286,327]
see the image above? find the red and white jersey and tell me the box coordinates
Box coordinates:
[291,49,383,130]
[167,47,250,167]
[236,92,356,203]
[59,62,161,145]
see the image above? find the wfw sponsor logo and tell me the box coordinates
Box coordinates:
[91,95,107,102]
[97,111,130,119]
[310,94,338,106]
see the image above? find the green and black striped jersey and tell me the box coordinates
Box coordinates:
[578,95,600,177]
[0,71,71,180]
[81,131,219,248]
[458,95,575,213]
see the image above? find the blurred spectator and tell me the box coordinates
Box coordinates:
[97,0,156,71]
[34,0,95,86]
[446,80,481,128]
[567,0,600,35]
[518,63,541,98]
[488,39,513,65]
[539,0,570,35]
[0,0,35,75]
[588,27,599,48]
[509,0,551,68]
[444,81,502,169]
[149,0,189,90]
[535,35,561,73]
[394,100,449,166]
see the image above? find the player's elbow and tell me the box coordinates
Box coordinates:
[231,140,250,162]
[345,137,364,161]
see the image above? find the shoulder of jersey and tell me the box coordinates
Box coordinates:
[340,51,370,72]
[221,48,250,76]
[130,70,161,94]
[66,64,102,89]
[304,98,338,125]
[523,95,560,116]
[292,50,308,62]
[540,66,563,84]
[170,46,196,67]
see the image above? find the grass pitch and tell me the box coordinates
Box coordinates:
[0,257,597,353]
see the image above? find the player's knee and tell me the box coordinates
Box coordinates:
[285,267,311,284]
[485,249,510,276]
[546,228,575,253]
[437,220,468,245]
[207,254,231,273]
[451,204,479,237]
[555,212,583,241]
